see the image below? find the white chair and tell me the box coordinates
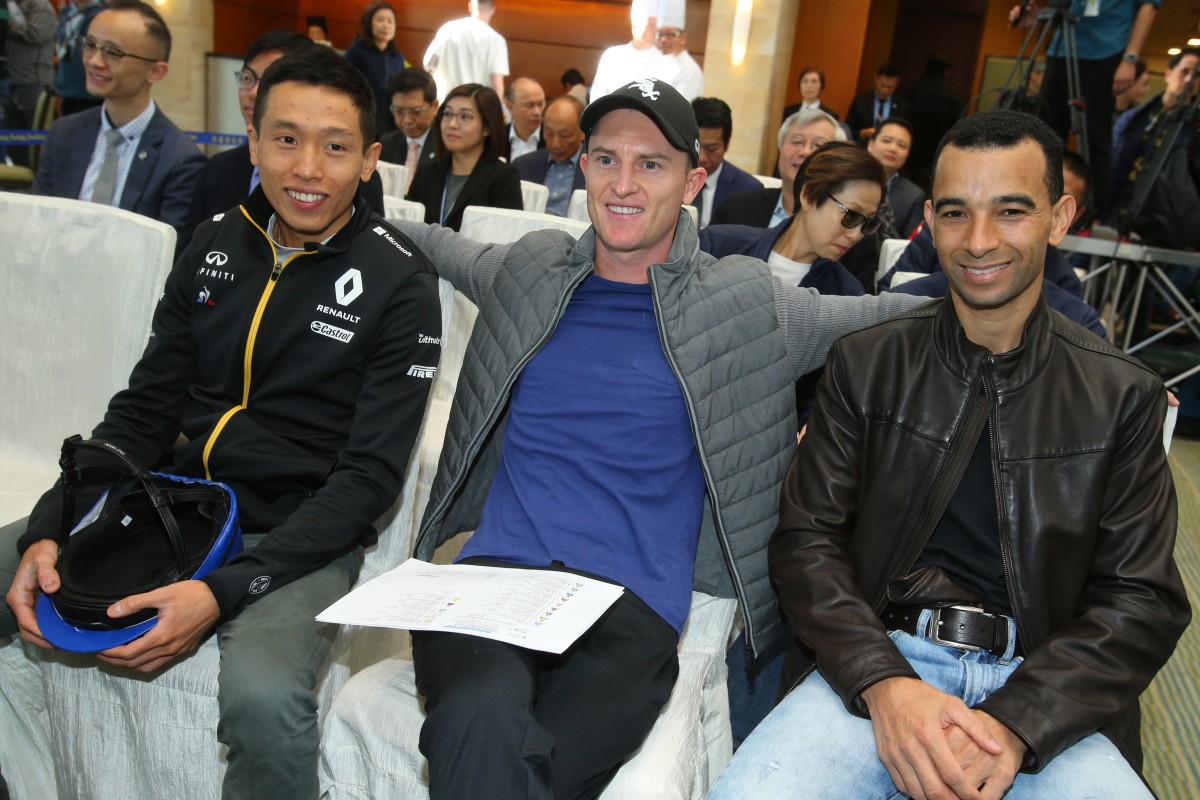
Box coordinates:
[0,194,177,800]
[319,592,737,799]
[877,237,912,287]
[0,269,478,799]
[384,196,426,222]
[520,180,550,214]
[753,174,782,189]
[375,161,410,199]
[459,205,590,244]
[567,188,589,223]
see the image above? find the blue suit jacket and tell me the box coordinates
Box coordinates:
[32,105,207,233]
[711,160,763,215]
[511,149,586,193]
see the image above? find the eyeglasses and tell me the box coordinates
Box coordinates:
[234,68,260,91]
[75,35,160,65]
[390,104,431,118]
[785,136,830,151]
[655,29,682,40]
[829,194,883,235]
[439,109,477,126]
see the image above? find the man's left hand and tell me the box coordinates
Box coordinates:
[96,580,220,673]
[945,710,1027,800]
[1113,59,1136,97]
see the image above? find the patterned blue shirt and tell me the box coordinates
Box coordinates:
[544,146,582,217]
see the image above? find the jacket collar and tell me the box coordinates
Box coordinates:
[934,289,1055,393]
[240,184,373,259]
[567,208,702,285]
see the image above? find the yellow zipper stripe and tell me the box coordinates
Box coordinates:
[201,206,315,477]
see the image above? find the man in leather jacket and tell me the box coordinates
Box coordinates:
[707,111,1190,800]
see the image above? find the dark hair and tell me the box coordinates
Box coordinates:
[691,97,733,145]
[876,62,901,79]
[872,116,913,141]
[105,0,171,61]
[306,15,328,34]
[434,83,506,162]
[797,66,825,91]
[791,140,886,213]
[561,68,586,87]
[244,30,312,68]
[254,45,376,148]
[932,110,1063,201]
[924,55,950,79]
[1169,47,1200,70]
[386,67,437,104]
[358,2,397,51]
[1062,149,1091,189]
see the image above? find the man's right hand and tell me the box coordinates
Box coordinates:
[860,676,1003,800]
[5,539,61,649]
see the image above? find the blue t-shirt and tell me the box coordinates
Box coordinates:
[459,273,705,633]
[1048,0,1160,60]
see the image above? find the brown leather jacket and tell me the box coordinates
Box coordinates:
[771,295,1190,773]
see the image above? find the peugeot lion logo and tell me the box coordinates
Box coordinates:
[205,251,229,266]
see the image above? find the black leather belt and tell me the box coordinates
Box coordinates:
[882,604,1020,658]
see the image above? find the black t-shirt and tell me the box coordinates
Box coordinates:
[913,418,1013,617]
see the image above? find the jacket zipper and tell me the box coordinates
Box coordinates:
[201,208,316,479]
[415,265,592,553]
[989,359,1029,657]
[646,270,758,657]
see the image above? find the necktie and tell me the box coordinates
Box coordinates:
[404,139,421,194]
[90,129,125,206]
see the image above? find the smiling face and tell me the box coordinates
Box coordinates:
[778,118,837,186]
[927,141,1073,347]
[82,9,167,102]
[440,94,487,157]
[793,179,881,263]
[249,81,380,249]
[582,108,705,280]
[799,71,822,102]
[867,122,911,175]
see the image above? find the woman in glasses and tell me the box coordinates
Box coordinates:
[406,82,522,231]
[343,1,405,137]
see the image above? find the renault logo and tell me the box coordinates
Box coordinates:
[335,268,364,306]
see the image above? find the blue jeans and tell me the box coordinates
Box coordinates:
[708,610,1152,799]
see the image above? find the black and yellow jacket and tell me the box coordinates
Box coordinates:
[22,187,442,620]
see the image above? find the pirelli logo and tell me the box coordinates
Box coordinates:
[407,364,438,379]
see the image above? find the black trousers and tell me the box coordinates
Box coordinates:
[1042,52,1122,202]
[412,561,680,800]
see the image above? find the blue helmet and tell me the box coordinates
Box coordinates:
[36,437,242,653]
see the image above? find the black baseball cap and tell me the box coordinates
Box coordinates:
[580,78,701,167]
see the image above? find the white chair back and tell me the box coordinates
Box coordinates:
[384,196,426,222]
[460,206,590,244]
[567,188,589,223]
[754,174,782,189]
[520,180,550,214]
[375,161,410,199]
[877,238,912,285]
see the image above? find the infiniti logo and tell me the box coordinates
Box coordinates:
[205,251,229,266]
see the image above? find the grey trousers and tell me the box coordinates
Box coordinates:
[0,521,364,800]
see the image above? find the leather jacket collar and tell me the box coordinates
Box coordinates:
[934,290,1055,394]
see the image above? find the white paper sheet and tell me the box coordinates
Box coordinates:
[316,559,625,654]
[1164,404,1178,455]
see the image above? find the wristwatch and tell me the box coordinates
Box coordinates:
[1123,52,1139,64]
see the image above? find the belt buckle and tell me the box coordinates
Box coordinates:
[926,604,989,652]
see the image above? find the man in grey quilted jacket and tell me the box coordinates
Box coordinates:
[393,78,922,800]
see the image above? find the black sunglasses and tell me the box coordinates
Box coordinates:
[829,194,883,235]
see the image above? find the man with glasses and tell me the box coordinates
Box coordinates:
[708,109,1188,800]
[378,66,439,186]
[180,30,385,254]
[655,0,702,101]
[32,0,203,233]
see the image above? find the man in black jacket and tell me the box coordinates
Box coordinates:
[708,111,1188,800]
[2,46,441,800]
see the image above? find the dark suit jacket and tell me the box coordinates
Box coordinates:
[712,186,780,228]
[710,160,763,216]
[503,122,545,162]
[511,149,586,194]
[177,143,387,256]
[888,174,925,239]
[406,156,523,232]
[845,91,906,139]
[33,105,206,232]
[378,131,438,169]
